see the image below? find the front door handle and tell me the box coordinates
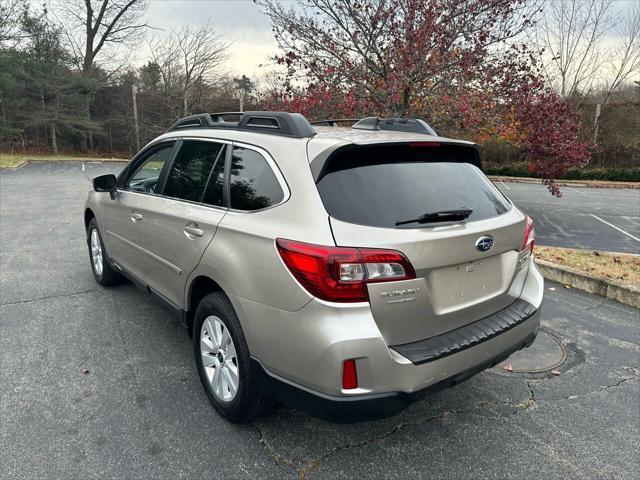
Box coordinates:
[184,224,204,238]
[130,212,143,223]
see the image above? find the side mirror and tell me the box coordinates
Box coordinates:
[93,174,117,198]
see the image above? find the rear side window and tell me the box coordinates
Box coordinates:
[229,147,284,210]
[316,144,509,228]
[163,140,225,203]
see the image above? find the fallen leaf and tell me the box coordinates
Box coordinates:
[551,369,561,376]
[81,368,90,375]
[503,363,513,372]
[548,287,556,291]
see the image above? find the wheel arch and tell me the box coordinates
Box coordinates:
[186,275,224,337]
[84,208,96,229]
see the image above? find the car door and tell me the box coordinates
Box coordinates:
[102,142,176,281]
[134,139,228,308]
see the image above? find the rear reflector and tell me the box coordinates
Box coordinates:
[342,359,358,389]
[522,215,535,253]
[276,239,416,302]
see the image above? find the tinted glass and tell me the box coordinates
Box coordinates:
[229,147,284,210]
[163,141,224,203]
[316,145,510,228]
[126,145,173,193]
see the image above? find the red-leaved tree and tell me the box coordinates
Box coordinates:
[257,0,591,194]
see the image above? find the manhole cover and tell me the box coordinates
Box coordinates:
[490,328,566,376]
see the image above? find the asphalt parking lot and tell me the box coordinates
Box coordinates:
[1,162,639,479]
[495,181,640,254]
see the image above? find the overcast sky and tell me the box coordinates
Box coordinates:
[144,0,278,77]
[38,0,634,82]
[139,0,636,80]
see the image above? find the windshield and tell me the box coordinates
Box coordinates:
[316,144,510,229]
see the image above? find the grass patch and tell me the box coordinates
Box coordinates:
[535,246,640,286]
[0,152,127,168]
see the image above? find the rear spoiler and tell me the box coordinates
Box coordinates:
[310,142,481,182]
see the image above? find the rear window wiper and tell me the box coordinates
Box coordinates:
[395,208,473,226]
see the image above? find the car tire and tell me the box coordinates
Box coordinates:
[87,218,123,286]
[194,292,273,423]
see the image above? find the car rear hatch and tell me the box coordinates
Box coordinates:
[314,142,529,346]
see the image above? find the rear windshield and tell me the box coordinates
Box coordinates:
[316,144,510,229]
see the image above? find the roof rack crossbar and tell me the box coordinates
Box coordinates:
[166,111,317,138]
[310,118,360,126]
[352,117,437,136]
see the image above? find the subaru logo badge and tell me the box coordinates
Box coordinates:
[475,236,494,252]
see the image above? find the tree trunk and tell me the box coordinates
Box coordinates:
[87,99,94,150]
[52,92,60,154]
[0,89,6,126]
[593,103,602,146]
[51,123,58,154]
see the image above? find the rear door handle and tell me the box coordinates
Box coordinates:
[183,224,204,238]
[130,212,143,223]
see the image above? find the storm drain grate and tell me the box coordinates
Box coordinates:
[490,328,566,376]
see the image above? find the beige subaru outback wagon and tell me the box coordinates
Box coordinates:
[84,112,542,423]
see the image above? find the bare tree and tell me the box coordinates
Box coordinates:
[535,0,614,98]
[593,2,640,143]
[50,0,148,150]
[0,0,25,44]
[150,22,228,118]
[54,0,148,73]
[600,2,640,104]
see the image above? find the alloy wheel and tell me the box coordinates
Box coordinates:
[199,315,239,402]
[90,229,103,276]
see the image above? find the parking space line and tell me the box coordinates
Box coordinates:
[500,181,510,190]
[566,186,586,196]
[589,214,640,242]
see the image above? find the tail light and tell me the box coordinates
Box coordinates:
[276,239,416,302]
[342,359,358,389]
[522,215,535,253]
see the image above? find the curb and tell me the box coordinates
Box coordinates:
[488,175,639,190]
[1,158,129,170]
[2,160,28,170]
[536,259,639,308]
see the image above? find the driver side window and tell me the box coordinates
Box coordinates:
[125,145,174,193]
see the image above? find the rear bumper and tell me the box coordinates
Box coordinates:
[234,260,543,421]
[391,298,537,365]
[252,321,538,423]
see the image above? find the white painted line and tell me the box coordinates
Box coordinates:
[566,186,586,196]
[500,181,510,191]
[589,214,640,242]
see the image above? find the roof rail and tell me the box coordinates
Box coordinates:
[166,111,317,138]
[352,117,437,136]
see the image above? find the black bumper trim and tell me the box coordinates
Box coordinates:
[251,328,538,424]
[390,299,537,365]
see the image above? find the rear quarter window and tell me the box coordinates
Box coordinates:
[229,147,284,211]
[316,144,510,229]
